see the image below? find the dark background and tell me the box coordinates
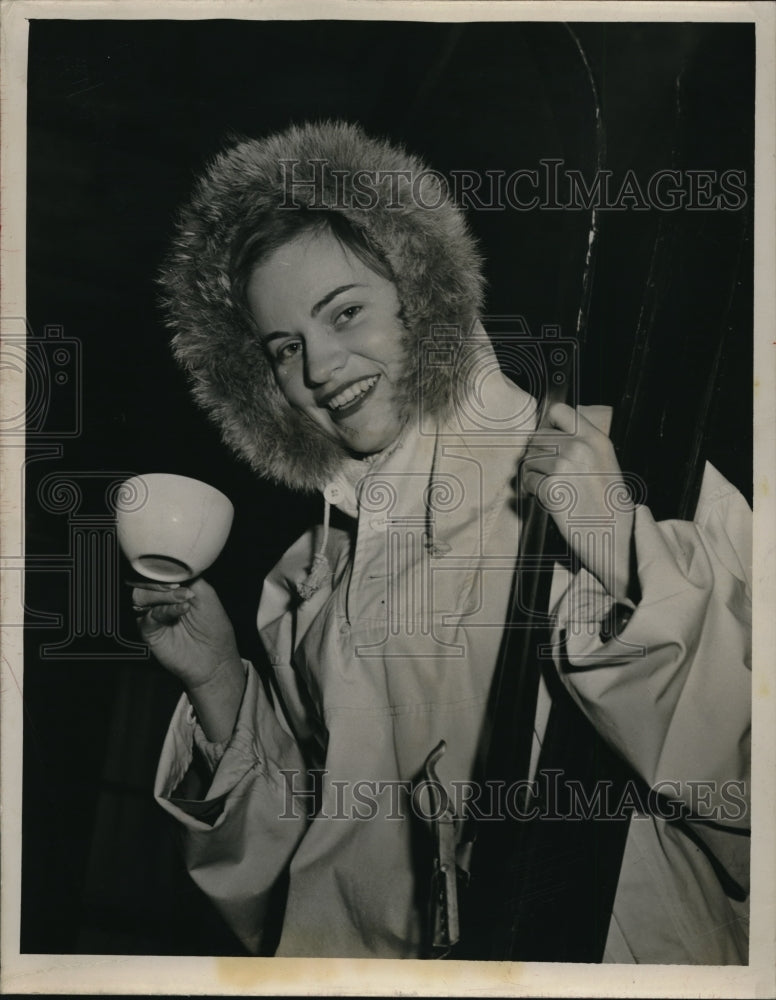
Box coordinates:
[22,19,753,954]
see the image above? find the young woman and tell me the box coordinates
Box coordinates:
[133,122,751,962]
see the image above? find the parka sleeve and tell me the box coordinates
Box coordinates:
[550,464,751,884]
[154,662,310,954]
[153,528,332,954]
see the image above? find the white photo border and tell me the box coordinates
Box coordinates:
[2,1,774,996]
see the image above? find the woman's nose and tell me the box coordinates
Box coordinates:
[304,330,347,385]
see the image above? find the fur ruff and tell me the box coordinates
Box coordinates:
[159,121,485,492]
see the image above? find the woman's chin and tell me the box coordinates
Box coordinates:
[336,424,403,457]
[323,409,401,457]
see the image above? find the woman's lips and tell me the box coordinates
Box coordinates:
[325,375,380,419]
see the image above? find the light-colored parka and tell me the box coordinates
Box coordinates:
[155,355,751,961]
[154,123,751,962]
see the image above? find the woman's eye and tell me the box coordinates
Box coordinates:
[334,305,362,326]
[276,341,302,362]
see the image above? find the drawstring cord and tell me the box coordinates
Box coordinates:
[296,498,332,601]
[297,419,449,601]
[425,425,451,557]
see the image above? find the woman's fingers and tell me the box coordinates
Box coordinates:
[131,584,193,607]
[135,601,190,628]
[542,401,577,432]
[148,604,189,625]
[521,466,558,498]
[544,402,603,438]
[521,444,561,496]
[130,584,194,625]
[125,579,192,593]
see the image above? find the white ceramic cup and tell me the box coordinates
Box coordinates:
[114,473,234,582]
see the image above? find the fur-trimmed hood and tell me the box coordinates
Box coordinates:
[159,121,486,492]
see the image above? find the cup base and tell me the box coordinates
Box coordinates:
[133,554,193,583]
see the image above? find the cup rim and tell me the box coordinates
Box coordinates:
[119,473,233,510]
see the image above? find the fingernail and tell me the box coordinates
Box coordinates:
[178,588,195,600]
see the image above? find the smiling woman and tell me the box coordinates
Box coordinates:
[129,120,752,963]
[246,229,408,456]
[162,122,484,494]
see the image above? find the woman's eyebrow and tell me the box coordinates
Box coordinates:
[262,330,293,345]
[261,283,368,343]
[311,283,366,317]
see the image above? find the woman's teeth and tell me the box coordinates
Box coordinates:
[327,376,378,411]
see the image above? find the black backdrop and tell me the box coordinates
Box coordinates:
[22,18,753,955]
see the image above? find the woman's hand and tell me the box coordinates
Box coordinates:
[130,577,246,742]
[521,402,637,605]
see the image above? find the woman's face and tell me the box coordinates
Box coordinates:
[246,228,408,456]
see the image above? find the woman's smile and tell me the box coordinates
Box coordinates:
[322,374,380,415]
[246,229,408,455]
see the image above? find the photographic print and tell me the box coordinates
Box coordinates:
[1,1,774,996]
